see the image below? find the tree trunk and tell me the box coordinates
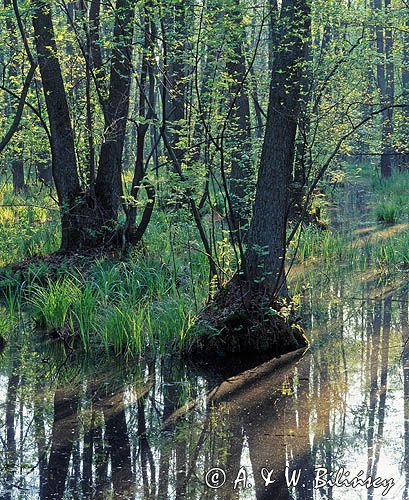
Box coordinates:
[225,0,252,239]
[401,21,409,171]
[124,2,156,245]
[4,0,26,194]
[32,0,85,250]
[374,0,395,177]
[165,0,188,159]
[190,0,310,356]
[95,0,135,221]
[32,0,138,250]
[245,0,310,295]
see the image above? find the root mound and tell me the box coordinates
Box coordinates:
[187,277,308,357]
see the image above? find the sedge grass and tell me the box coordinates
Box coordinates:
[0,170,407,357]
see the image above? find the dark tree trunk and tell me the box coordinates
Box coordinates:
[401,18,409,171]
[245,0,310,295]
[165,0,188,159]
[37,162,53,187]
[32,0,85,250]
[190,0,310,356]
[12,159,25,194]
[4,0,26,194]
[290,38,312,220]
[32,0,139,250]
[124,2,156,245]
[374,0,395,178]
[95,0,135,221]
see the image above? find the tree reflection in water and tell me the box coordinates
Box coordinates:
[0,280,407,499]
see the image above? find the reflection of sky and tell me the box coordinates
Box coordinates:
[302,296,406,500]
[0,283,407,499]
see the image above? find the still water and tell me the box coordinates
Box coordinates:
[0,194,408,499]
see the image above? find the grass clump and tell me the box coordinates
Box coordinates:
[375,201,403,224]
[26,260,198,356]
[0,186,59,266]
[30,277,83,332]
[373,172,409,224]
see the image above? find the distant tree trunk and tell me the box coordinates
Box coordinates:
[225,0,252,238]
[374,0,395,177]
[161,0,192,209]
[267,0,278,71]
[4,0,25,194]
[165,0,188,161]
[37,162,53,187]
[290,39,311,220]
[11,159,25,193]
[192,0,310,356]
[124,2,156,244]
[400,15,409,170]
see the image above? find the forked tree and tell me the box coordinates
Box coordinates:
[31,0,153,251]
[193,0,311,356]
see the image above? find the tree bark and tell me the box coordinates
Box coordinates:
[95,0,135,221]
[225,0,252,238]
[32,0,84,250]
[3,0,27,194]
[374,0,395,177]
[245,0,310,295]
[32,0,139,250]
[401,17,409,171]
[190,0,310,356]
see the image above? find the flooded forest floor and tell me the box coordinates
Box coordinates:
[0,172,408,499]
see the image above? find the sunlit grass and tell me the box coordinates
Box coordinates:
[0,168,407,356]
[0,184,59,265]
[291,170,409,273]
[24,257,200,356]
[372,171,409,224]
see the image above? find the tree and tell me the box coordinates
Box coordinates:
[4,0,25,193]
[224,0,252,239]
[31,0,147,251]
[191,0,311,356]
[374,0,395,177]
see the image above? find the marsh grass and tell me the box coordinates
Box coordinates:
[0,186,59,266]
[372,172,409,224]
[26,259,199,355]
[0,181,211,356]
[0,169,407,356]
[375,202,403,224]
[290,171,409,273]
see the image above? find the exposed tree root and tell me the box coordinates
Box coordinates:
[186,276,308,357]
